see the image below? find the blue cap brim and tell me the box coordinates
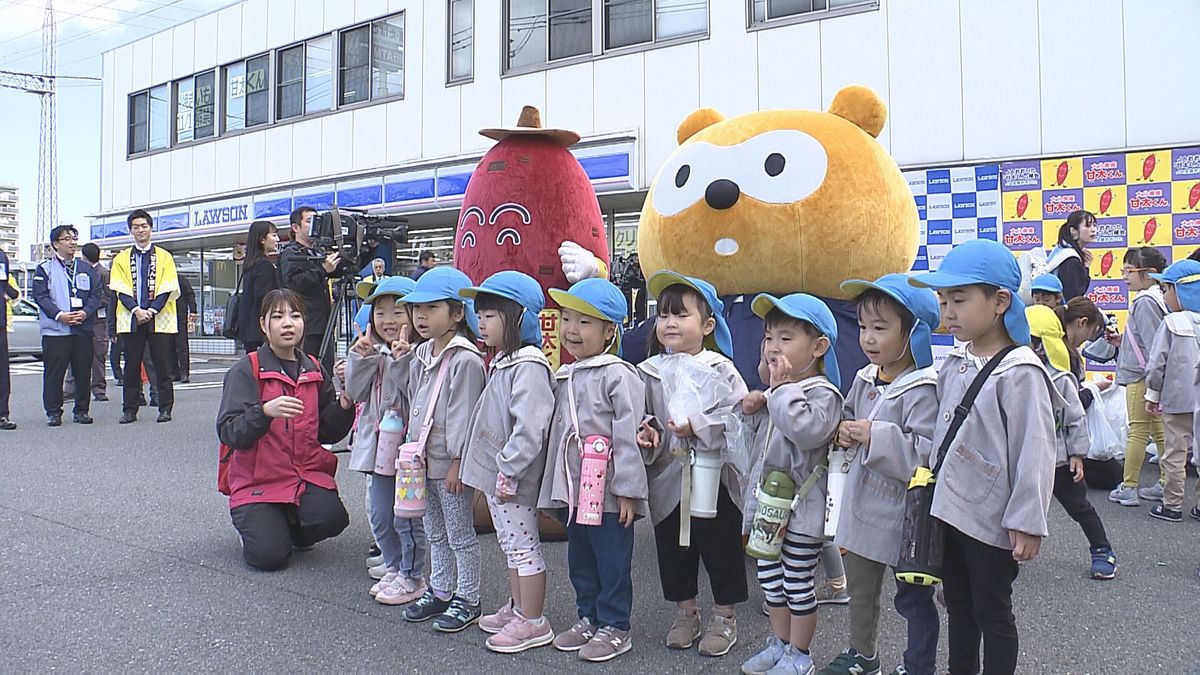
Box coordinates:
[648,271,733,358]
[750,293,840,389]
[908,270,981,289]
[548,288,623,356]
[1148,272,1168,282]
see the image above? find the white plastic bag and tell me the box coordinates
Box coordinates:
[720,410,754,479]
[657,353,733,427]
[1084,382,1126,461]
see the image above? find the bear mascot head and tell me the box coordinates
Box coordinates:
[633,85,919,389]
[454,106,610,367]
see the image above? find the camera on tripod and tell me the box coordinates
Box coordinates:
[309,205,410,275]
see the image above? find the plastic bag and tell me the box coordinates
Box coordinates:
[1084,382,1126,461]
[657,353,733,427]
[720,410,754,479]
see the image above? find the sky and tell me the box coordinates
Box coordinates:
[0,0,231,260]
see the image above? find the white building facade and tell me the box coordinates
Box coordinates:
[95,0,1200,341]
[0,184,17,259]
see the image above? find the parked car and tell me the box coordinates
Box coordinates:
[8,298,42,358]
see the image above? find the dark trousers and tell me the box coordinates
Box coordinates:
[65,319,109,398]
[109,335,122,381]
[43,334,93,416]
[652,485,748,606]
[895,578,939,675]
[303,334,334,375]
[1053,464,1110,550]
[568,513,635,630]
[0,330,10,419]
[942,526,1020,675]
[229,484,350,571]
[174,329,190,381]
[121,323,174,413]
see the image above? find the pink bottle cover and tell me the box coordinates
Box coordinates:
[576,435,611,526]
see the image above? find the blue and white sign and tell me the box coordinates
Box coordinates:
[191,197,252,229]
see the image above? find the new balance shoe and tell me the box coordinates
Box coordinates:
[1150,504,1183,522]
[376,576,426,606]
[369,571,399,597]
[767,645,815,675]
[814,578,851,606]
[365,554,385,568]
[479,598,516,634]
[368,563,391,580]
[553,617,596,652]
[433,596,481,633]
[698,612,737,657]
[1089,547,1117,580]
[1108,485,1140,506]
[742,635,787,675]
[664,609,701,649]
[484,614,554,653]
[1139,483,1165,502]
[818,648,881,675]
[403,590,451,623]
[578,625,632,663]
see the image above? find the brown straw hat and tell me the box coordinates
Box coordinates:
[480,105,581,147]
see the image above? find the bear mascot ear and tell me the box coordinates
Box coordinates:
[676,108,726,144]
[829,85,887,138]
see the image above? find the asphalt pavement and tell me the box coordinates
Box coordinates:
[1,357,1197,673]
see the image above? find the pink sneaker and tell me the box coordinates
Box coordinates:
[369,570,399,598]
[479,598,516,634]
[376,576,426,606]
[484,614,555,654]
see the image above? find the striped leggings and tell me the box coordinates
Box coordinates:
[756,519,823,616]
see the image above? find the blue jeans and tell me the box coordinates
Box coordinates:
[368,473,427,580]
[894,577,939,675]
[567,513,635,631]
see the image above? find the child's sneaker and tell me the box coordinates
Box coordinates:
[433,596,481,633]
[365,554,385,568]
[766,645,815,675]
[479,598,515,634]
[814,578,851,605]
[403,589,451,622]
[1191,505,1200,521]
[741,635,786,675]
[818,648,881,674]
[368,562,391,580]
[1150,504,1183,522]
[698,612,737,657]
[553,617,596,652]
[484,614,554,653]
[578,625,633,662]
[376,576,426,606]
[1089,547,1117,580]
[1139,483,1165,502]
[664,609,701,649]
[369,570,399,597]
[1108,485,1140,506]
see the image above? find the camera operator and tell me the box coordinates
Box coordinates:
[278,206,346,372]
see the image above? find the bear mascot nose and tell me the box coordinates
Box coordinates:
[704,179,741,210]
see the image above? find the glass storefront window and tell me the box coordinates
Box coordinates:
[204,248,239,337]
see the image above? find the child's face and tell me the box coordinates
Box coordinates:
[656,292,714,355]
[763,317,828,379]
[475,308,507,349]
[260,303,305,351]
[858,302,911,368]
[561,307,615,359]
[1164,283,1181,311]
[410,301,462,341]
[936,285,1008,344]
[371,297,409,341]
[1123,262,1155,292]
[1032,291,1061,309]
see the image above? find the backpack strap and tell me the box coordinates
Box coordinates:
[931,345,1018,475]
[221,351,264,464]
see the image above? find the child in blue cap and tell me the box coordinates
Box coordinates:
[398,267,487,632]
[539,278,648,662]
[1142,259,1200,522]
[738,292,844,675]
[634,271,748,658]
[1030,274,1064,309]
[343,276,429,606]
[458,271,557,654]
[908,239,1058,675]
[810,274,941,675]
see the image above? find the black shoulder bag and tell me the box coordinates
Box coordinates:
[222,268,245,340]
[895,345,1017,586]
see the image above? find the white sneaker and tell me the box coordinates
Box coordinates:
[368,562,391,580]
[370,570,399,597]
[1108,485,1140,506]
[766,645,815,675]
[366,554,385,568]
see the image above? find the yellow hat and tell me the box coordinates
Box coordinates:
[1026,305,1071,373]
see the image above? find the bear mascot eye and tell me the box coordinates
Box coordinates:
[727,130,827,205]
[651,143,717,217]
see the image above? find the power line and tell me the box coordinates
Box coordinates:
[0,0,194,65]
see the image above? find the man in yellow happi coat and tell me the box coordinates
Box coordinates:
[109,209,180,424]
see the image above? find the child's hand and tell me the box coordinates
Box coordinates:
[767,354,796,389]
[445,460,464,494]
[617,496,637,527]
[390,325,412,358]
[1008,530,1042,562]
[637,422,660,449]
[334,359,347,384]
[835,421,855,448]
[1096,378,1113,392]
[742,391,767,415]
[350,326,374,357]
[668,419,694,438]
[1146,401,1162,416]
[1069,456,1085,482]
[263,395,304,419]
[842,420,872,448]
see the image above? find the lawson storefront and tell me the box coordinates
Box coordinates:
[89,139,642,352]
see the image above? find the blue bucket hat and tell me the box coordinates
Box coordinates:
[909,239,1031,345]
[460,270,545,348]
[401,266,480,338]
[365,276,416,304]
[840,273,941,369]
[1030,274,1064,294]
[646,271,734,358]
[750,292,841,390]
[1151,259,1200,312]
[548,278,629,356]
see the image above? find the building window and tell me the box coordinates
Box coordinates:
[224,54,270,132]
[277,35,333,120]
[174,71,216,143]
[128,84,169,154]
[340,12,405,106]
[750,0,877,24]
[606,0,708,49]
[448,0,473,83]
[506,0,592,71]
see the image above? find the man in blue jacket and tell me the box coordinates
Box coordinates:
[31,225,103,426]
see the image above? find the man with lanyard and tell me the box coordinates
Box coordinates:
[65,243,112,402]
[110,209,181,424]
[0,246,18,430]
[278,206,343,373]
[30,225,103,426]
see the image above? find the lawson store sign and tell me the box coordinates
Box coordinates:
[91,143,635,241]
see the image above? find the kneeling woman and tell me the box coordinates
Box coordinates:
[217,289,356,570]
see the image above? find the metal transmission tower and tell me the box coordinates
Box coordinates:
[38,0,57,254]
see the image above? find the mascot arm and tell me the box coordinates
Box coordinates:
[559,240,608,282]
